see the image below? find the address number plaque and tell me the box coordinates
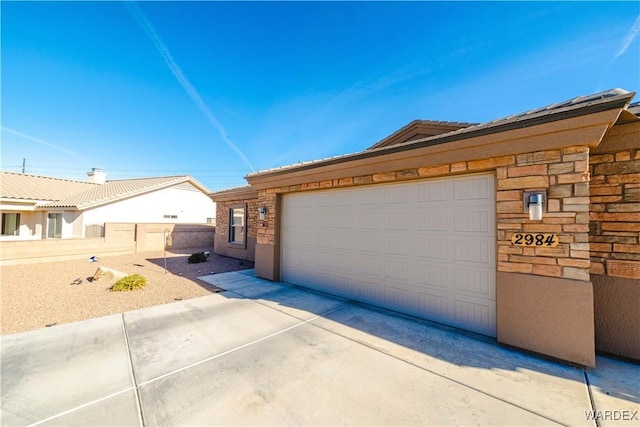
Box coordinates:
[511,233,559,247]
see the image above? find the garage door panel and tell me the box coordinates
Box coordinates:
[315,250,334,270]
[359,280,383,302]
[454,210,491,232]
[384,259,410,282]
[282,173,496,337]
[383,236,411,256]
[384,185,412,204]
[454,239,491,264]
[418,181,452,202]
[384,211,411,230]
[453,297,496,332]
[359,211,384,230]
[335,231,355,250]
[357,234,383,253]
[453,268,494,298]
[381,284,411,307]
[417,291,452,319]
[454,175,491,200]
[415,263,450,287]
[359,256,384,279]
[418,211,451,232]
[417,239,452,260]
[359,187,381,205]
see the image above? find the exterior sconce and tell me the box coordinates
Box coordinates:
[524,191,546,221]
[258,206,268,220]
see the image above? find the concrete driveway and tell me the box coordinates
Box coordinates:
[1,270,638,426]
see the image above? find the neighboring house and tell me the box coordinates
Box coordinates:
[0,168,215,241]
[213,88,640,367]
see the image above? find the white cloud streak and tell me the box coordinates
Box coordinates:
[125,1,255,172]
[615,14,640,60]
[1,127,87,161]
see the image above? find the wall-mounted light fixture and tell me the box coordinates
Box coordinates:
[258,206,268,220]
[524,191,546,221]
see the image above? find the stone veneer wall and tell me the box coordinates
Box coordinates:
[589,148,640,278]
[215,198,259,241]
[258,145,593,281]
[214,197,259,261]
[589,142,640,360]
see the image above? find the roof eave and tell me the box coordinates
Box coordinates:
[209,185,257,202]
[246,91,634,182]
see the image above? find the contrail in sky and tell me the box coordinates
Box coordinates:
[125,1,255,172]
[1,126,86,161]
[614,14,640,60]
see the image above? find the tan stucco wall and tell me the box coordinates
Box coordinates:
[592,274,640,360]
[214,234,256,262]
[497,272,595,367]
[0,222,214,265]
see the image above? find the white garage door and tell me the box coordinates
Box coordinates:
[281,173,496,336]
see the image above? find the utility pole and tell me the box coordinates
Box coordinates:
[22,158,26,173]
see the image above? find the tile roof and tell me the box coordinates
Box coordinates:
[40,176,196,209]
[247,88,636,179]
[0,171,97,202]
[1,172,211,210]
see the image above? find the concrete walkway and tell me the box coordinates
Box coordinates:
[1,270,638,426]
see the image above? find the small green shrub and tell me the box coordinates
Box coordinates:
[111,274,147,292]
[188,252,208,264]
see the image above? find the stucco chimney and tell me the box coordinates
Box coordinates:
[87,168,107,184]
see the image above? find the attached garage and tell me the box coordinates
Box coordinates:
[238,88,638,367]
[281,173,496,336]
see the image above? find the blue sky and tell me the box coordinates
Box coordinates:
[2,1,639,191]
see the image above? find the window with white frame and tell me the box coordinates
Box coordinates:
[47,213,62,238]
[1,213,21,236]
[229,206,246,245]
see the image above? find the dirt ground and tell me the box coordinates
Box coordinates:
[0,247,253,335]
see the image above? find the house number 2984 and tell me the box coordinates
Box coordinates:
[511,233,559,247]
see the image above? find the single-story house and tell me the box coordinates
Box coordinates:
[212,88,639,367]
[0,168,216,240]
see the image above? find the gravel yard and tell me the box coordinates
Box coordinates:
[1,247,253,335]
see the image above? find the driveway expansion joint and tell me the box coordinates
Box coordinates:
[583,369,601,427]
[122,313,145,427]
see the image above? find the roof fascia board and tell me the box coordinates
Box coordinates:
[247,93,633,184]
[210,186,258,202]
[246,107,623,190]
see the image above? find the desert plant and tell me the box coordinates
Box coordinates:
[111,274,147,292]
[188,252,208,264]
